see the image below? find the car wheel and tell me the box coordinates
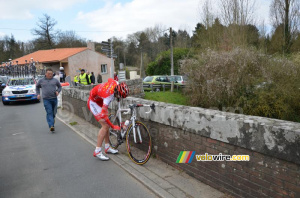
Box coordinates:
[36,99,40,103]
[2,101,9,105]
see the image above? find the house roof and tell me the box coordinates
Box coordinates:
[1,47,88,66]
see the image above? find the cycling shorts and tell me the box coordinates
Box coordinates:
[87,99,103,122]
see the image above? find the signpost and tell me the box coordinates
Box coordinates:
[101,39,118,78]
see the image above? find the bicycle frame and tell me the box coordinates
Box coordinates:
[110,100,132,139]
[110,99,154,143]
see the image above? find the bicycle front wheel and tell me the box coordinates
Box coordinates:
[126,121,152,165]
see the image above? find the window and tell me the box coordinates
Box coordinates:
[8,78,34,86]
[159,76,169,82]
[0,77,8,84]
[143,76,153,82]
[175,76,181,81]
[101,64,107,74]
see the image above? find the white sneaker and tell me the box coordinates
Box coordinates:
[105,146,119,154]
[94,151,110,161]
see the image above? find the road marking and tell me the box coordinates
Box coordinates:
[12,132,24,136]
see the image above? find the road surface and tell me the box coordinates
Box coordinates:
[0,100,156,198]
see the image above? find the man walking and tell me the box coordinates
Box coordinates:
[36,68,62,132]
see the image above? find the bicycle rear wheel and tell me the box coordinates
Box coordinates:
[126,121,152,165]
[109,115,121,149]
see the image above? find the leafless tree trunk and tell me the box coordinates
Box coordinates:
[270,0,300,53]
[32,14,57,49]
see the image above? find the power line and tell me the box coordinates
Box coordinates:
[0,28,130,33]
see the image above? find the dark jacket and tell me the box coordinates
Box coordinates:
[90,74,95,84]
[97,74,102,83]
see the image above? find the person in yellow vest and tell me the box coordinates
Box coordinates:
[74,75,79,86]
[87,71,92,85]
[79,69,90,85]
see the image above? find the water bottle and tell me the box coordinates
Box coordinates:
[123,120,130,130]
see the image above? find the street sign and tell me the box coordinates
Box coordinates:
[101,48,112,52]
[107,54,118,58]
[101,38,115,78]
[118,70,126,82]
[101,41,110,46]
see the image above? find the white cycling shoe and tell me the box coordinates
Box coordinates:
[105,146,119,154]
[94,151,110,161]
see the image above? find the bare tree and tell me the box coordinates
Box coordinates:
[257,20,269,53]
[217,0,257,47]
[270,0,300,53]
[219,0,256,26]
[201,0,215,28]
[144,24,166,43]
[32,14,57,49]
[56,30,86,48]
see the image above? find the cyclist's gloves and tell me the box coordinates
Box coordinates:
[100,104,120,130]
[112,125,121,131]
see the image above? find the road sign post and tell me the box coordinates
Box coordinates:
[101,39,118,79]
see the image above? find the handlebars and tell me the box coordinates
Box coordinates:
[123,103,156,115]
[123,109,131,115]
[145,103,155,114]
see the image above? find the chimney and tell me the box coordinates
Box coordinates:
[87,41,95,51]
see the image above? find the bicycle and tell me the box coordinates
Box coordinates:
[109,99,155,165]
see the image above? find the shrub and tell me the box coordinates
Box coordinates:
[146,48,191,75]
[181,48,300,122]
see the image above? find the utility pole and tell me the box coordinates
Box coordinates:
[110,38,114,78]
[140,48,143,79]
[170,27,174,92]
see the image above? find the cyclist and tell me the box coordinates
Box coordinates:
[87,78,129,160]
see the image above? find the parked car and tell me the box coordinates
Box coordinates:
[0,76,9,96]
[143,76,172,91]
[35,75,44,82]
[168,75,188,85]
[2,77,39,105]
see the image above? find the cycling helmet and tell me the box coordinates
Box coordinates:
[60,67,64,70]
[115,82,129,98]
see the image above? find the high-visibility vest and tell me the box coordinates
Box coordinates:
[88,74,91,84]
[79,73,88,85]
[74,76,78,83]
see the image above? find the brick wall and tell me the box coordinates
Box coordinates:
[142,121,300,198]
[62,84,300,198]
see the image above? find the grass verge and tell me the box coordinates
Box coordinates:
[69,122,78,126]
[144,91,187,106]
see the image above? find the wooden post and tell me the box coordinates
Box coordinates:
[170,27,174,92]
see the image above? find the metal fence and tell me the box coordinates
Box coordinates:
[0,62,44,78]
[143,83,185,92]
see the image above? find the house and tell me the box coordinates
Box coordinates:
[1,42,113,83]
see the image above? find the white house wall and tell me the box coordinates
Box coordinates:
[68,50,112,83]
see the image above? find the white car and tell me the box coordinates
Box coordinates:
[169,75,188,85]
[2,77,39,105]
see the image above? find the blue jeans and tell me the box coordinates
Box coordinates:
[43,98,58,128]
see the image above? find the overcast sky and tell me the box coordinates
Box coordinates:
[0,0,272,42]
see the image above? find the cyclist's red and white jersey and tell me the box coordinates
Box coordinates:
[89,78,118,106]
